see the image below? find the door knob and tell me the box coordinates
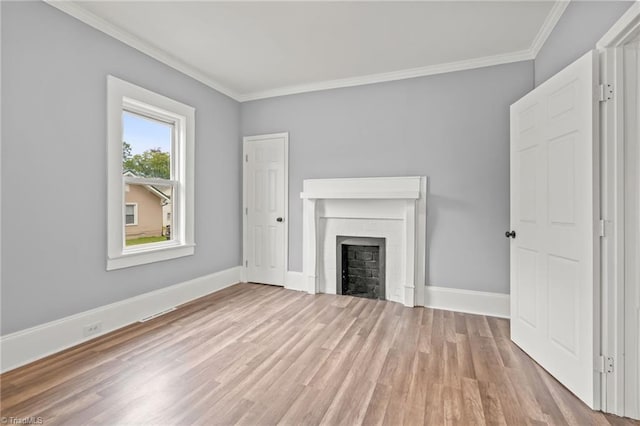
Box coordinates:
[505,230,516,239]
[276,217,284,222]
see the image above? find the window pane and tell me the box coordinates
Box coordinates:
[124,183,174,247]
[122,111,172,179]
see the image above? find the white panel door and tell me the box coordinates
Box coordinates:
[510,51,600,408]
[245,134,287,286]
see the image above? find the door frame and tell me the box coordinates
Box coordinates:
[598,3,640,418]
[242,132,289,284]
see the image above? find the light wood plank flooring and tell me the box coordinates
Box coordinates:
[1,283,637,425]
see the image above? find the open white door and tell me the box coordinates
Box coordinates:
[243,133,288,286]
[510,51,600,408]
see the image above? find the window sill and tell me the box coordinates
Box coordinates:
[107,243,195,271]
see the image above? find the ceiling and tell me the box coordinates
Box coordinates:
[55,1,565,101]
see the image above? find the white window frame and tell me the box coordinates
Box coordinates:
[107,76,195,270]
[125,203,138,226]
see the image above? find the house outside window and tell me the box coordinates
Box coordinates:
[107,76,195,270]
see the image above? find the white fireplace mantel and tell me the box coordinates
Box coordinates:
[301,176,427,307]
[300,176,422,200]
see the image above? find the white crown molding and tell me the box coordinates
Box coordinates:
[44,0,240,101]
[530,0,571,58]
[236,0,569,102]
[236,49,534,102]
[45,0,569,103]
[597,0,640,49]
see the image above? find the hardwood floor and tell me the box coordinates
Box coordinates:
[1,283,637,425]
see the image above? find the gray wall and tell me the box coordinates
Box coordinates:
[1,2,242,334]
[535,1,633,86]
[242,62,533,294]
[5,0,627,334]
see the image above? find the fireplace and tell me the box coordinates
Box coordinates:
[336,236,386,300]
[301,176,427,307]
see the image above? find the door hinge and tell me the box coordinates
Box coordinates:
[245,207,248,215]
[600,219,606,237]
[245,154,248,162]
[245,260,248,267]
[598,355,614,373]
[599,84,613,102]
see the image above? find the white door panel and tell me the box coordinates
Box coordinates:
[245,134,287,286]
[510,51,600,409]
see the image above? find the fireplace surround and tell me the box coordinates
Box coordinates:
[301,176,427,307]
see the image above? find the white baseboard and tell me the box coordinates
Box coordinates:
[424,286,510,319]
[285,271,305,292]
[283,274,509,319]
[0,266,241,373]
[282,275,510,318]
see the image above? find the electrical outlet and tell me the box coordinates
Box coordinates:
[83,321,102,337]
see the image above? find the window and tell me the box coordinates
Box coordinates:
[125,203,137,226]
[107,76,195,270]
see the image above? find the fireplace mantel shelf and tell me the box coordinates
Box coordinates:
[300,176,423,200]
[300,191,420,200]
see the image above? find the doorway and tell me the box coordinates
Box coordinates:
[599,4,640,418]
[242,133,289,286]
[622,38,640,420]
